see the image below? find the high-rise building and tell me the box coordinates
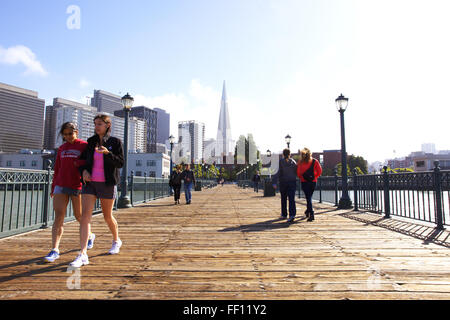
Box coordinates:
[114,106,157,153]
[216,81,234,163]
[91,90,123,115]
[178,120,205,163]
[153,107,170,146]
[45,98,145,152]
[0,82,45,152]
[44,98,97,149]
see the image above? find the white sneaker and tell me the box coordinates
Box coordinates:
[108,239,122,255]
[70,252,89,268]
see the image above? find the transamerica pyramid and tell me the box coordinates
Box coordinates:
[216,80,233,163]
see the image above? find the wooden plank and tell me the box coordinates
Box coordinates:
[1,185,450,300]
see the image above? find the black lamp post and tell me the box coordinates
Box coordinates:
[285,134,291,149]
[169,134,175,174]
[336,93,352,209]
[266,149,272,179]
[118,92,134,208]
[168,134,175,194]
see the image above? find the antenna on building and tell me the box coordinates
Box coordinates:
[85,96,90,105]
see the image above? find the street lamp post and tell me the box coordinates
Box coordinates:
[118,92,134,208]
[336,93,352,209]
[169,134,175,174]
[266,149,272,179]
[168,134,175,194]
[285,134,291,149]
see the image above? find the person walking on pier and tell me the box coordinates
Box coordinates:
[297,147,322,222]
[169,164,183,204]
[44,122,95,262]
[181,163,195,204]
[273,149,298,223]
[70,114,124,268]
[253,171,261,193]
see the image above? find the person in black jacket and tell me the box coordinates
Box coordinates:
[181,164,195,204]
[70,114,124,268]
[253,171,261,193]
[169,164,182,204]
[272,149,297,223]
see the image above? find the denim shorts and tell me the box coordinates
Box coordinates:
[82,181,117,199]
[53,185,81,196]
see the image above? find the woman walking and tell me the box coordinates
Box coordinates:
[297,148,322,222]
[169,164,182,204]
[272,149,298,223]
[70,114,124,268]
[44,122,95,262]
[181,164,195,204]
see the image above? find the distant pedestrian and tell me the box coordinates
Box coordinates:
[218,173,225,186]
[44,122,94,263]
[70,114,124,268]
[273,149,298,223]
[169,164,182,204]
[181,164,195,204]
[252,171,261,192]
[297,147,322,222]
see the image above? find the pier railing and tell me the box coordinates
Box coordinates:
[239,161,450,229]
[0,166,217,239]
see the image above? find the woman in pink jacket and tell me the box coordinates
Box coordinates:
[297,148,322,221]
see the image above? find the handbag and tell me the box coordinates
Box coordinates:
[302,159,316,182]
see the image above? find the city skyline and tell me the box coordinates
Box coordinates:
[1,1,449,163]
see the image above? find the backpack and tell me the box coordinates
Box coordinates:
[302,159,316,182]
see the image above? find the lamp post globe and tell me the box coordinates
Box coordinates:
[336,93,352,209]
[285,134,291,149]
[118,92,134,208]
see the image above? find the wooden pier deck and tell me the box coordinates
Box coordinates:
[2,184,450,300]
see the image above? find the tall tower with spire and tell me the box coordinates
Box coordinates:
[216,81,233,163]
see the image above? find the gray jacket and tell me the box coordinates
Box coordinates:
[274,157,298,184]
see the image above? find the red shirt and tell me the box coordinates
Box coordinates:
[297,158,323,182]
[51,139,88,193]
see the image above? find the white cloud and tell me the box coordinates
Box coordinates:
[0,45,48,76]
[79,78,91,88]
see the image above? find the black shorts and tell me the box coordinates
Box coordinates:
[82,181,117,199]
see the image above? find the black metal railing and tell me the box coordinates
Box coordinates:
[239,161,450,229]
[0,166,217,239]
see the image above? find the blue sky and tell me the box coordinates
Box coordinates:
[1,0,449,164]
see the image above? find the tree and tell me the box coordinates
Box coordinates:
[347,154,368,174]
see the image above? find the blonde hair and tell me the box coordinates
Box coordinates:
[300,148,312,163]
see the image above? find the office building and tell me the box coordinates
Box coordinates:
[178,120,205,164]
[153,107,170,146]
[114,106,157,153]
[126,152,171,178]
[0,82,45,152]
[91,90,123,114]
[45,98,145,152]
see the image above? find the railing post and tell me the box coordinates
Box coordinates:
[130,170,134,207]
[144,172,147,203]
[334,168,338,206]
[319,177,322,203]
[433,160,444,230]
[42,160,52,229]
[353,169,358,211]
[383,166,391,218]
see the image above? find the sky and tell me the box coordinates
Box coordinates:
[1,0,449,164]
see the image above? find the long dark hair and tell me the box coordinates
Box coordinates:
[93,114,111,145]
[59,122,78,142]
